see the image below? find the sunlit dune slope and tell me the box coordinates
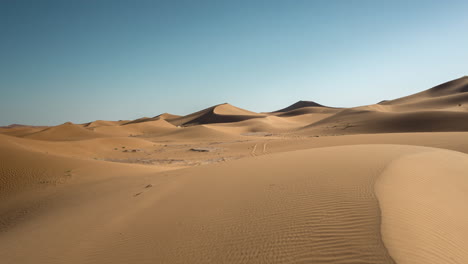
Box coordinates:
[23,122,106,141]
[381,76,468,105]
[2,144,468,263]
[296,77,468,135]
[167,103,265,126]
[272,100,327,112]
[94,119,176,137]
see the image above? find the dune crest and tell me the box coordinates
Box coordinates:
[2,77,468,263]
[167,103,265,126]
[272,100,327,113]
[24,122,105,141]
[376,149,468,264]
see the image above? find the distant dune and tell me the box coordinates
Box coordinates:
[2,77,468,263]
[167,103,265,126]
[272,100,327,112]
[24,122,106,141]
[381,76,468,105]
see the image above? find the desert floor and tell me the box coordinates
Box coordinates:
[1,77,468,263]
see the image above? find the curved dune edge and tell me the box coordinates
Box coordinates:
[1,145,408,264]
[375,149,468,264]
[4,144,468,263]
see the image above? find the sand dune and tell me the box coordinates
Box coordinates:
[167,103,265,126]
[299,108,468,135]
[293,77,468,135]
[23,122,105,141]
[122,117,159,125]
[120,112,181,125]
[276,106,341,117]
[95,119,176,137]
[376,148,468,264]
[2,77,468,263]
[2,144,467,263]
[83,120,124,128]
[272,100,328,113]
[381,76,468,105]
[207,115,308,134]
[376,77,468,113]
[0,125,49,137]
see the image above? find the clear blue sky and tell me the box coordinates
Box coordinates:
[1,0,467,126]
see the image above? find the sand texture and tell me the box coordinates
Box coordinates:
[2,77,468,263]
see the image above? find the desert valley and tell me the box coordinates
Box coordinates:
[1,76,468,263]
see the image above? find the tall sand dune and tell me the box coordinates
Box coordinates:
[381,76,468,105]
[3,77,468,263]
[167,103,265,126]
[290,77,468,135]
[299,108,468,135]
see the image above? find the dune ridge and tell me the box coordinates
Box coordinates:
[167,103,265,127]
[272,100,328,113]
[2,77,468,263]
[0,145,405,264]
[376,148,468,263]
[24,122,106,141]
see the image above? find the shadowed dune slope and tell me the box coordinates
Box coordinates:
[295,77,468,135]
[277,106,342,117]
[156,112,182,120]
[2,77,468,264]
[376,77,468,113]
[83,120,123,128]
[207,115,325,134]
[299,109,468,135]
[121,113,181,125]
[122,117,157,125]
[272,100,327,113]
[288,77,468,135]
[167,103,265,126]
[381,76,468,105]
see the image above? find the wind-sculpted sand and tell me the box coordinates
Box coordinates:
[1,77,468,263]
[376,149,468,264]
